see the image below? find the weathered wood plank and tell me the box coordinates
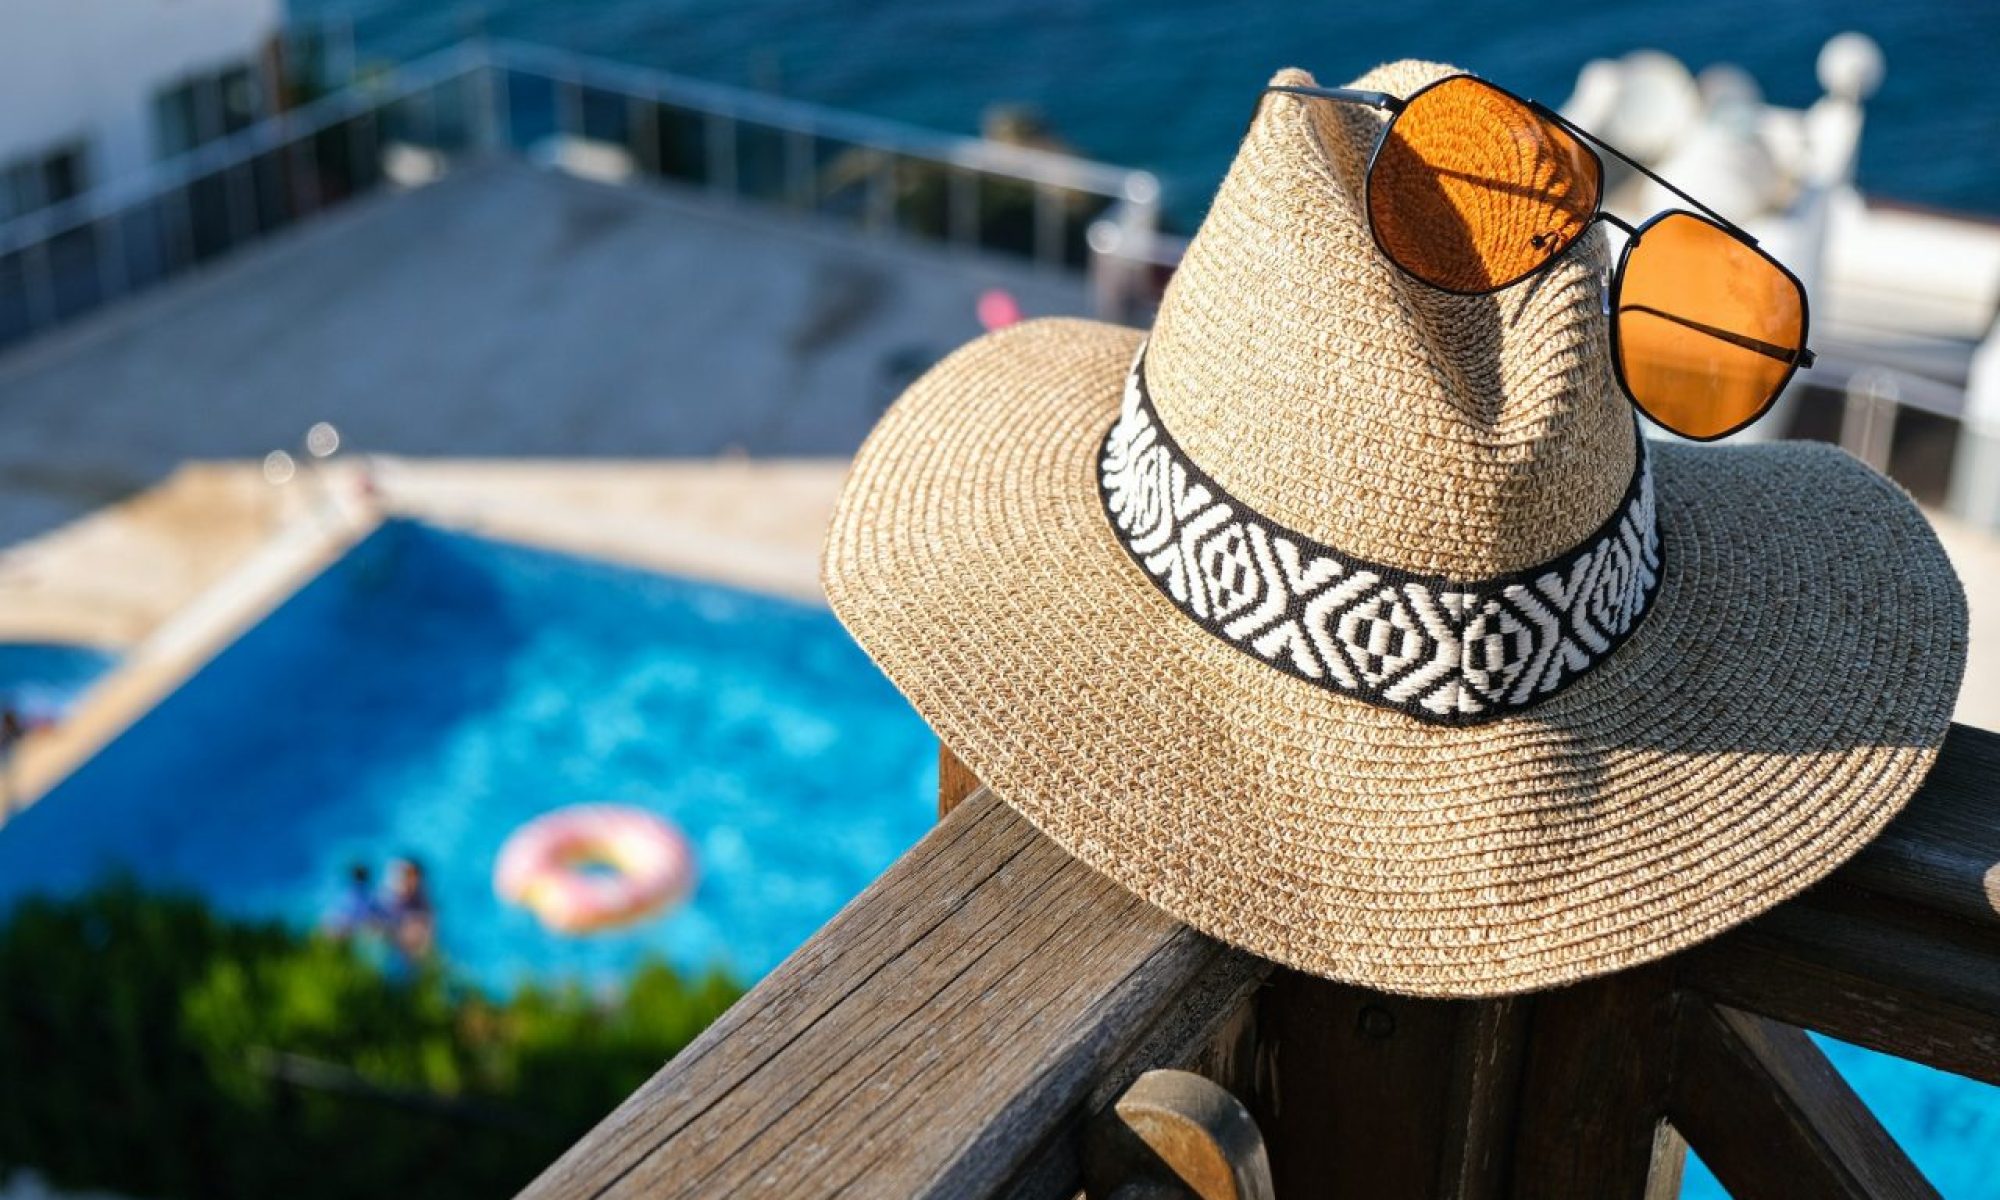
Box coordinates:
[1681,883,2000,1087]
[1669,1001,1939,1200]
[1435,997,1530,1199]
[1837,723,2000,929]
[524,721,2000,1199]
[518,792,1021,1196]
[517,788,1267,1200]
[1508,968,1684,1199]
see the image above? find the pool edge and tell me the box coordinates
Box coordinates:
[2,509,382,817]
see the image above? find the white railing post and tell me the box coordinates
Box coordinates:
[472,59,502,154]
[785,127,813,210]
[704,111,737,196]
[558,69,584,143]
[493,60,515,153]
[1947,321,2000,529]
[1837,369,1899,475]
[22,240,56,331]
[948,169,976,251]
[630,92,658,175]
[1087,171,1163,323]
[94,212,128,305]
[866,152,894,234]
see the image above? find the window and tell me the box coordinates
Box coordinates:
[219,66,258,137]
[0,142,89,223]
[153,60,266,160]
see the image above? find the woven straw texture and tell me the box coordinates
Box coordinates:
[822,62,1969,996]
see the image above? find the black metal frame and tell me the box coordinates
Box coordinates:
[1263,75,1815,442]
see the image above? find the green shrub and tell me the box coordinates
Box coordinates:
[0,882,743,1198]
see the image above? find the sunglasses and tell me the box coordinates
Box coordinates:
[1265,74,1816,441]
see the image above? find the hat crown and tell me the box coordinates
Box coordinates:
[1145,61,1634,579]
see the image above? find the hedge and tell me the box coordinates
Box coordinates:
[0,882,743,1198]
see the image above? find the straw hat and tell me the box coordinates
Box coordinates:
[822,60,1968,996]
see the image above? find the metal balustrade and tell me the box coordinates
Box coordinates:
[0,40,1162,353]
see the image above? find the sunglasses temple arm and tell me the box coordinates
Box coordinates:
[1527,102,1746,237]
[1263,84,1406,113]
[1620,303,1815,367]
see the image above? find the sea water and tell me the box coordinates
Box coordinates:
[292,0,2000,225]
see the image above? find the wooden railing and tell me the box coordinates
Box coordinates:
[519,723,1999,1199]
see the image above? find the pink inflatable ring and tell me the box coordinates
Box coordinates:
[495,805,695,934]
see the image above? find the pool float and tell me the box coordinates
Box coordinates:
[495,805,695,934]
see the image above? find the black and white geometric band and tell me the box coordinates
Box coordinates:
[1097,346,1664,726]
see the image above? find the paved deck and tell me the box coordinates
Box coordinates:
[0,158,1088,548]
[0,457,846,651]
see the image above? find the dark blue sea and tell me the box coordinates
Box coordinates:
[289,0,2000,225]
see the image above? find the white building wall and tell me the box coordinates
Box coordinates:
[0,0,281,193]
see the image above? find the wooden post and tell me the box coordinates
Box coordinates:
[1508,967,1684,1199]
[1245,972,1527,1199]
[938,744,981,818]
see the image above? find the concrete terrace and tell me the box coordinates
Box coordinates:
[0,157,1090,548]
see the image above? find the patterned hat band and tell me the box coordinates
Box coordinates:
[1097,347,1665,725]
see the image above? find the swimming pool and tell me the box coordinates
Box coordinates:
[0,521,938,992]
[0,641,117,723]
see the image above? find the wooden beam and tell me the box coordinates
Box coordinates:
[1682,724,2000,1087]
[1681,883,2000,1087]
[521,721,2000,1198]
[1837,724,2000,930]
[937,744,981,817]
[1508,968,1684,1200]
[1669,1001,1938,1200]
[517,788,1268,1200]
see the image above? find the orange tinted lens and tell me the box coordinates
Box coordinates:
[1368,76,1600,292]
[1615,213,1805,440]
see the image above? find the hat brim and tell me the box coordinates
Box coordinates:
[824,317,1968,997]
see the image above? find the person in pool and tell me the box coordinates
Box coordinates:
[383,856,436,966]
[324,863,384,940]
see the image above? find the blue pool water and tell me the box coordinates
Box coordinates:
[0,642,117,722]
[0,521,937,992]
